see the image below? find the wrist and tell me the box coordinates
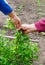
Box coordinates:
[8,11,20,23]
[29,24,37,32]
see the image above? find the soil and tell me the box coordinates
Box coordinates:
[0,0,45,65]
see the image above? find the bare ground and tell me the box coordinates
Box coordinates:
[0,0,45,65]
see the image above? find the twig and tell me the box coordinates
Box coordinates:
[30,39,39,43]
[0,35,15,39]
[0,35,39,42]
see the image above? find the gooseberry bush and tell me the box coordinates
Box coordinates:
[0,19,39,65]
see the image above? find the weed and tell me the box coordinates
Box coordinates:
[0,19,39,65]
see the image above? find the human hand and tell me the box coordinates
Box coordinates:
[12,16,21,30]
[21,24,37,34]
[8,11,22,30]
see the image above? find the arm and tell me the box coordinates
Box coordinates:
[0,0,21,30]
[21,18,45,34]
[8,11,21,30]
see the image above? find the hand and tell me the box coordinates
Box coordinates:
[8,11,21,30]
[21,24,37,34]
[13,17,21,30]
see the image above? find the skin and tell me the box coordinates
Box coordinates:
[8,11,21,30]
[8,11,37,33]
[21,24,37,34]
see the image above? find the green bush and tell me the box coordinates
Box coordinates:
[0,19,39,65]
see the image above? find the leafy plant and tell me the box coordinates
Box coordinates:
[0,19,39,65]
[3,18,15,30]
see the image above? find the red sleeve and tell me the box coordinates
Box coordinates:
[35,18,45,32]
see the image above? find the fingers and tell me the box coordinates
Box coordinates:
[21,24,35,34]
[15,23,21,30]
[12,16,21,30]
[24,30,30,34]
[21,24,37,34]
[21,29,30,34]
[14,20,22,30]
[21,27,30,34]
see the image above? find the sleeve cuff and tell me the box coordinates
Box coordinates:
[0,0,13,15]
[35,18,45,32]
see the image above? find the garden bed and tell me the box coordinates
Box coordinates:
[0,0,45,65]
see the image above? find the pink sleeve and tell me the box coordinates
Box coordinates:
[35,18,45,32]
